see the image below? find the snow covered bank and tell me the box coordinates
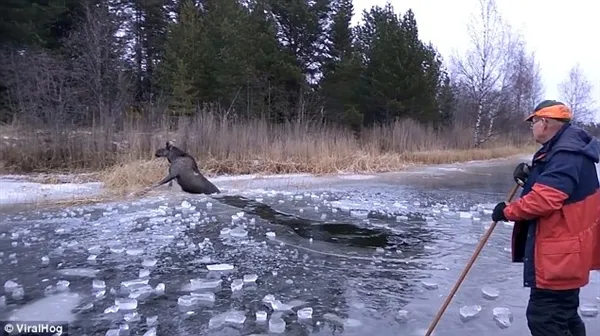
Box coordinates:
[0,154,532,206]
[0,176,103,206]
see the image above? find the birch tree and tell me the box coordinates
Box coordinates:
[451,0,512,146]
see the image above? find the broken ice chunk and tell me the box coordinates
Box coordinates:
[88,245,102,254]
[115,298,138,310]
[459,212,472,219]
[4,280,19,292]
[126,248,144,256]
[231,279,243,292]
[124,312,141,322]
[120,278,149,291]
[79,302,94,312]
[93,290,106,299]
[579,303,599,317]
[119,323,130,334]
[266,232,276,238]
[141,258,158,267]
[139,269,150,278]
[181,200,191,208]
[154,283,165,295]
[189,278,222,291]
[41,256,50,266]
[256,310,267,322]
[190,292,216,306]
[421,281,438,290]
[11,286,24,300]
[492,307,513,328]
[243,274,258,283]
[206,263,234,271]
[229,227,248,238]
[129,284,154,300]
[56,280,70,292]
[297,307,313,320]
[268,315,286,333]
[263,294,275,302]
[481,286,499,300]
[110,247,125,254]
[350,210,369,218]
[146,315,158,327]
[92,280,106,289]
[395,309,409,323]
[459,305,482,322]
[104,305,119,314]
[268,299,295,312]
[208,310,247,329]
[177,295,198,307]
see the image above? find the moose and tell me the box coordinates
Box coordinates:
[144,141,220,195]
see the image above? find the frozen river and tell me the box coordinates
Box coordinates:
[0,156,599,335]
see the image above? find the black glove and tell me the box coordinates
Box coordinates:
[513,162,531,187]
[492,202,507,222]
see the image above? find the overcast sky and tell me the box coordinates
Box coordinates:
[351,0,600,120]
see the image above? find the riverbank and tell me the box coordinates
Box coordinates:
[0,147,536,208]
[0,116,539,206]
[99,145,537,195]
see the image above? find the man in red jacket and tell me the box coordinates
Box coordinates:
[492,100,600,336]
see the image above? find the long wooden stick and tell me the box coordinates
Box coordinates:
[424,183,520,336]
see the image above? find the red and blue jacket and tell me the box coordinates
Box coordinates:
[503,123,600,290]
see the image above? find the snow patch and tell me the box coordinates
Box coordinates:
[0,177,102,205]
[337,174,376,180]
[210,173,313,182]
[435,167,465,172]
[6,292,81,322]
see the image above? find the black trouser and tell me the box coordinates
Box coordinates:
[526,288,586,336]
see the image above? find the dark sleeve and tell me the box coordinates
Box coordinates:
[504,152,581,221]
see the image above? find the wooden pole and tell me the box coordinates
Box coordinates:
[424,183,520,336]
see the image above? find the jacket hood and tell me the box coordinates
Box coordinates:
[550,123,600,163]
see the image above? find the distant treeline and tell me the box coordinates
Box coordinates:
[3,0,597,145]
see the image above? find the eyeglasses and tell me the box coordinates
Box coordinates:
[529,118,544,129]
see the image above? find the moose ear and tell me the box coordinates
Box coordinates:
[165,141,173,149]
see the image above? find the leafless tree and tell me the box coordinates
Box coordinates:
[0,2,132,129]
[450,0,513,146]
[64,2,132,128]
[558,63,595,123]
[0,47,76,127]
[495,35,545,127]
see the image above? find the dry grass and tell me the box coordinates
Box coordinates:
[99,144,535,195]
[0,112,537,196]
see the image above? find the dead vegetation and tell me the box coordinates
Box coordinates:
[0,113,537,196]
